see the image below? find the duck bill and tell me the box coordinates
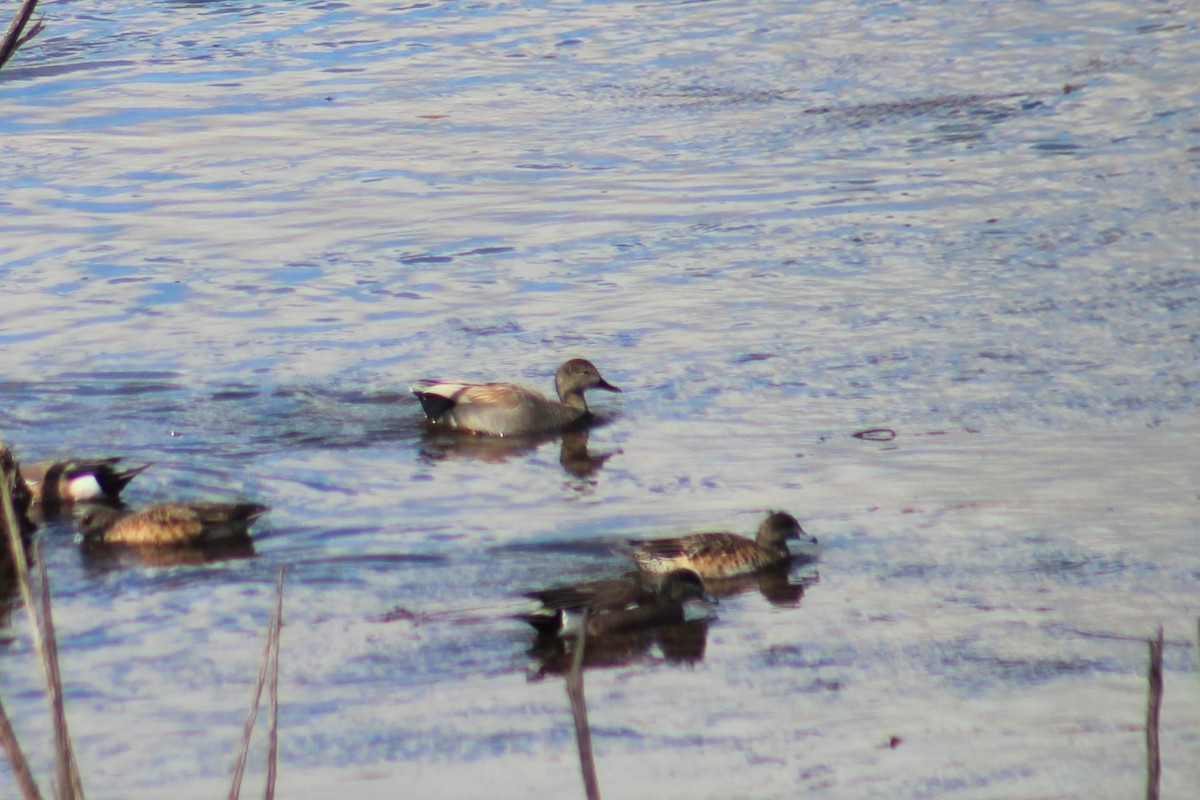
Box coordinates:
[595,378,622,393]
[787,523,815,542]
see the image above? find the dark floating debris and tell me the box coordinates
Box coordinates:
[732,352,776,364]
[851,428,897,442]
[1145,626,1164,800]
[400,254,453,265]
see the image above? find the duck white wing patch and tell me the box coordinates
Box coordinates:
[410,380,475,399]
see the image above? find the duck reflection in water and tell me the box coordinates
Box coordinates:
[79,536,257,570]
[418,428,618,479]
[701,562,819,607]
[520,569,715,677]
[528,618,710,679]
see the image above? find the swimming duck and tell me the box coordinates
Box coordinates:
[23,458,151,510]
[624,511,816,579]
[79,501,268,546]
[522,569,711,638]
[412,358,620,437]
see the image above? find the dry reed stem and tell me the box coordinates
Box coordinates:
[1145,626,1163,800]
[565,610,600,800]
[36,557,84,800]
[0,451,43,800]
[264,569,284,800]
[0,0,43,70]
[3,450,82,799]
[0,692,44,800]
[0,452,44,800]
[0,449,29,582]
[229,569,285,800]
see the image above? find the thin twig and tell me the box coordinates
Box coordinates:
[229,570,285,800]
[565,610,600,800]
[14,15,42,50]
[264,569,284,800]
[0,0,42,70]
[1145,625,1164,800]
[229,619,272,798]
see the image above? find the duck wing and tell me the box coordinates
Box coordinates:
[631,532,751,560]
[413,381,545,410]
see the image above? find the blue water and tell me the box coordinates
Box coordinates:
[1,1,1198,798]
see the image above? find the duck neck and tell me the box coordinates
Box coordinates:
[756,527,789,555]
[556,383,589,412]
[40,462,67,510]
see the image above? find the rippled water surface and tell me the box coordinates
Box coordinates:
[2,1,1199,798]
